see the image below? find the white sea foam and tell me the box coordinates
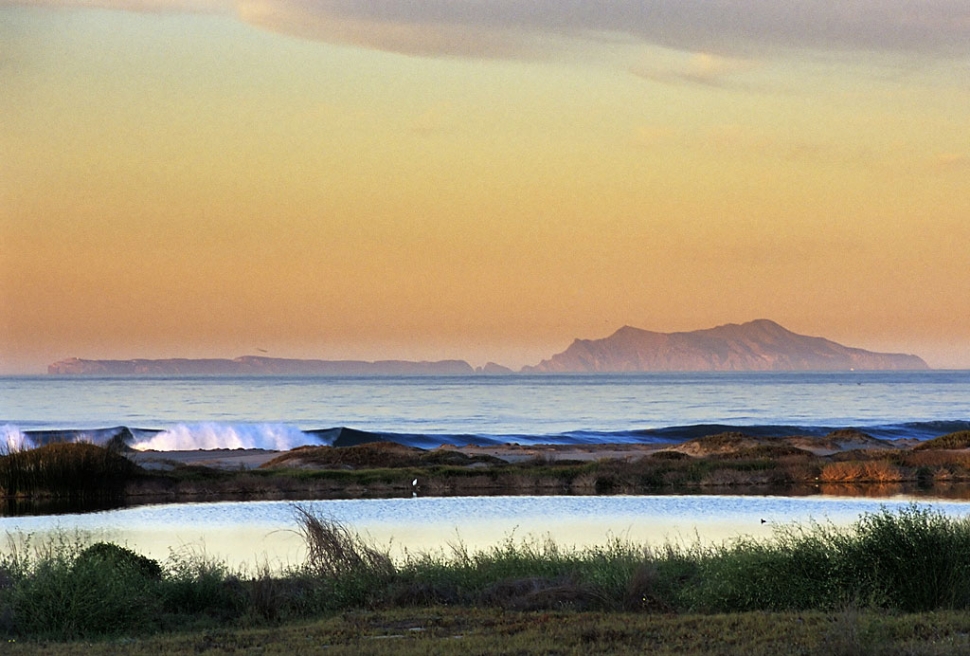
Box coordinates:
[1,424,35,454]
[131,423,315,452]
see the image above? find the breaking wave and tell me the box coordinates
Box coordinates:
[3,420,969,453]
[2,424,36,454]
[132,423,316,452]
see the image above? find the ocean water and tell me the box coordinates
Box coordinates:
[2,371,969,451]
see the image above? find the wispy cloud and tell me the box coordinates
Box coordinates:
[7,0,970,59]
[631,52,760,89]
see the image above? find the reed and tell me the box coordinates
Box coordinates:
[0,443,141,499]
[294,505,394,581]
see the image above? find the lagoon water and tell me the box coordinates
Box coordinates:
[3,495,970,569]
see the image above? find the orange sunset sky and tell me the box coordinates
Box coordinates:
[2,1,969,373]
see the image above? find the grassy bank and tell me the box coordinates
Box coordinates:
[4,505,970,646]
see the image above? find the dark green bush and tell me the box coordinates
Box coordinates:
[75,542,163,580]
[5,538,160,638]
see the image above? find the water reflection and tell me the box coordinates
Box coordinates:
[4,495,970,570]
[8,484,970,520]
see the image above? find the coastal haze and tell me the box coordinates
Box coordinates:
[2,2,970,372]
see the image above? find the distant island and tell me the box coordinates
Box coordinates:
[47,356,481,376]
[523,319,928,372]
[48,320,928,375]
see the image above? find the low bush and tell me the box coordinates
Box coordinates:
[1,534,160,639]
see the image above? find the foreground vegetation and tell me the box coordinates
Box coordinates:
[4,505,970,652]
[8,607,970,655]
[4,430,970,504]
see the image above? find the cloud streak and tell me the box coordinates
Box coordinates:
[8,0,970,58]
[631,52,761,89]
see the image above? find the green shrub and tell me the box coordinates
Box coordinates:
[4,535,160,639]
[75,542,162,580]
[159,547,245,619]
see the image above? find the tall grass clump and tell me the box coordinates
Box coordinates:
[682,505,970,613]
[837,505,970,611]
[293,505,395,609]
[0,442,140,499]
[681,522,846,612]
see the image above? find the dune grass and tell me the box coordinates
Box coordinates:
[4,505,970,645]
[914,431,970,451]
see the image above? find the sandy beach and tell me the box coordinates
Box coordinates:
[127,443,687,470]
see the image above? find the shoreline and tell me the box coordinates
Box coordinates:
[5,429,970,511]
[125,443,679,470]
[124,429,929,471]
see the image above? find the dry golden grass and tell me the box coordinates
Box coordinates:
[818,460,906,483]
[903,450,970,468]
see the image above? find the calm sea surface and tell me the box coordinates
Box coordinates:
[2,371,969,449]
